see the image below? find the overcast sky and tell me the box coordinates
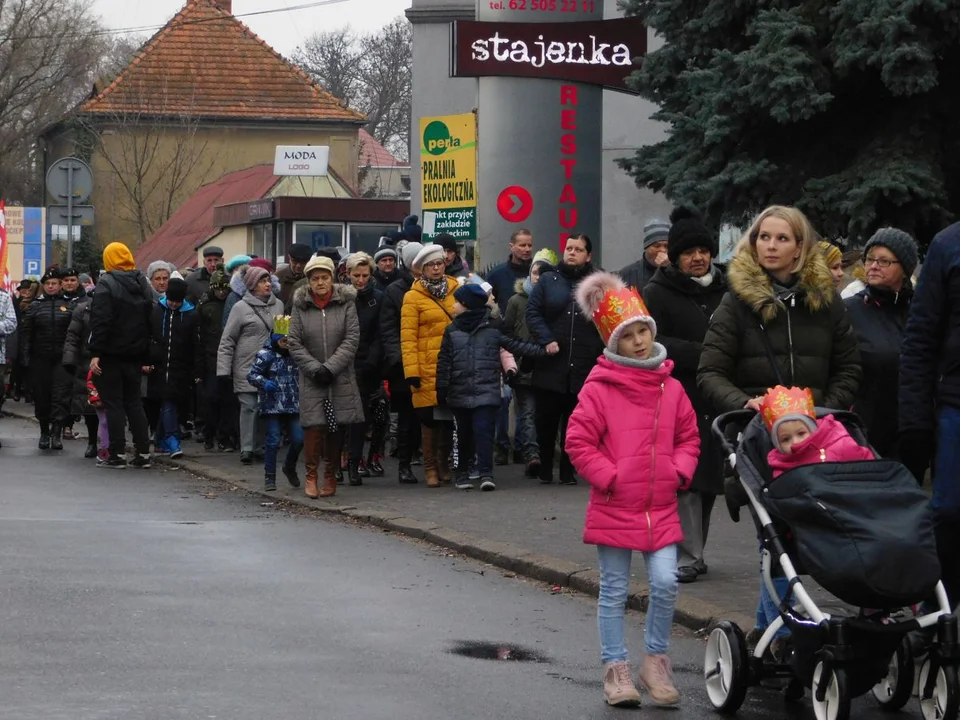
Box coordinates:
[91,0,413,56]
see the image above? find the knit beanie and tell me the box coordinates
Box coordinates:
[818,241,843,267]
[400,242,423,270]
[402,214,423,242]
[146,260,174,279]
[209,266,229,289]
[863,228,919,278]
[532,248,559,267]
[454,283,488,311]
[433,234,458,253]
[667,206,715,264]
[226,254,252,272]
[244,266,269,292]
[249,257,274,272]
[643,218,671,250]
[413,243,445,270]
[166,277,188,302]
[374,246,398,264]
[103,242,136,272]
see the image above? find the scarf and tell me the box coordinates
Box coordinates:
[691,272,715,287]
[602,342,668,370]
[421,276,448,300]
[311,290,332,309]
[558,262,593,284]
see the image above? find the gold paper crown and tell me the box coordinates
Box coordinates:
[593,288,650,346]
[273,315,291,336]
[759,386,815,431]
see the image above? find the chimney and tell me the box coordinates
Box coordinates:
[212,0,232,13]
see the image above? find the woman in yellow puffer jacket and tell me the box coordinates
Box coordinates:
[401,243,458,487]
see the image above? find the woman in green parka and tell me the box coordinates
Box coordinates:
[696,204,862,657]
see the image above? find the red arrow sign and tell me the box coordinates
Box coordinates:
[497,186,533,223]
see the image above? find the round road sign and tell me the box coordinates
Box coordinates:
[45,157,94,204]
[497,186,533,223]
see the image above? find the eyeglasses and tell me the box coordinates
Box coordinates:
[864,256,900,268]
[423,260,445,269]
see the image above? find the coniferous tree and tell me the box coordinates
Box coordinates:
[619,0,960,246]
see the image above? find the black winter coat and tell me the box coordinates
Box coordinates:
[525,263,604,395]
[845,284,911,459]
[21,292,74,363]
[354,284,384,389]
[374,266,407,292]
[485,256,531,314]
[697,243,861,413]
[619,255,658,292]
[62,295,95,415]
[197,293,226,378]
[643,265,727,494]
[435,308,544,409]
[380,273,413,388]
[185,266,213,305]
[89,270,154,362]
[148,298,201,402]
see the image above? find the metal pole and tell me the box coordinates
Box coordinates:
[66,164,74,267]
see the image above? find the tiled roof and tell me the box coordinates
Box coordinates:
[135,164,280,270]
[82,0,364,123]
[359,129,406,168]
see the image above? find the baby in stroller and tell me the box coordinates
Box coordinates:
[703,400,959,720]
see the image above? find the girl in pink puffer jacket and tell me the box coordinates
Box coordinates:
[566,272,700,709]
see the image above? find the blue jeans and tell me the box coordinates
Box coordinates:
[264,414,304,475]
[597,544,678,662]
[495,385,516,452]
[755,543,792,638]
[513,386,538,460]
[933,406,960,608]
[453,405,498,477]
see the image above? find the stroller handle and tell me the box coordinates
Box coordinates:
[711,409,758,458]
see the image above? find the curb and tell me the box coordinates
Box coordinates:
[3,405,746,632]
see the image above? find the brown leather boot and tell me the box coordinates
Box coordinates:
[436,424,453,485]
[421,425,440,487]
[320,429,344,497]
[304,428,324,499]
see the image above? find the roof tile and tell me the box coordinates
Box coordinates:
[82,0,364,122]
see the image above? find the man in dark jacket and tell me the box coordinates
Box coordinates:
[643,206,727,583]
[197,267,237,451]
[276,243,312,311]
[525,234,603,484]
[373,246,403,290]
[89,242,154,469]
[434,233,469,278]
[184,246,223,304]
[485,229,534,314]
[900,220,960,608]
[380,242,423,483]
[618,218,671,292]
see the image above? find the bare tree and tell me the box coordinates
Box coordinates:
[293,17,412,162]
[77,85,217,245]
[96,33,147,86]
[0,0,110,203]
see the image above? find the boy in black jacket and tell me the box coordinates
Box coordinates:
[436,284,544,491]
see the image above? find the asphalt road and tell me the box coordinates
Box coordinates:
[0,415,930,719]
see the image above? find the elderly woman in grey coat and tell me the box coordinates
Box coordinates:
[287,255,363,499]
[216,266,284,464]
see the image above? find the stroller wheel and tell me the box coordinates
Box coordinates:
[704,621,748,714]
[812,662,850,720]
[873,636,914,711]
[919,659,960,720]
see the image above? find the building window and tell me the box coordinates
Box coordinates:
[294,222,344,250]
[348,223,398,256]
[247,223,275,261]
[275,222,286,265]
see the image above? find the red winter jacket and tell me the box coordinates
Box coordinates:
[566,353,701,552]
[767,414,875,477]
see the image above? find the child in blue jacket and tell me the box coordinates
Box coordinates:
[247,316,303,491]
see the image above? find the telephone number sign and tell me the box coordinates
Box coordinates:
[487,0,598,12]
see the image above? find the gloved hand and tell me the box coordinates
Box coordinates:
[314,366,333,386]
[407,377,421,389]
[263,380,279,392]
[436,388,447,407]
[899,430,935,485]
[504,369,517,387]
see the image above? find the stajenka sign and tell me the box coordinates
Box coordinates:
[452,17,646,94]
[273,145,330,177]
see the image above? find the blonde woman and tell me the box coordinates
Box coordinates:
[697,205,861,656]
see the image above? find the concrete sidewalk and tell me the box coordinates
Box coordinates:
[6,400,846,631]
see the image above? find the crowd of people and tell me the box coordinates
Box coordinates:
[1,204,958,709]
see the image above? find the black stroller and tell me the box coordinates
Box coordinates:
[703,409,960,720]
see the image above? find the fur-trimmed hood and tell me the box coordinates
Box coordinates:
[292,282,357,309]
[727,239,835,323]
